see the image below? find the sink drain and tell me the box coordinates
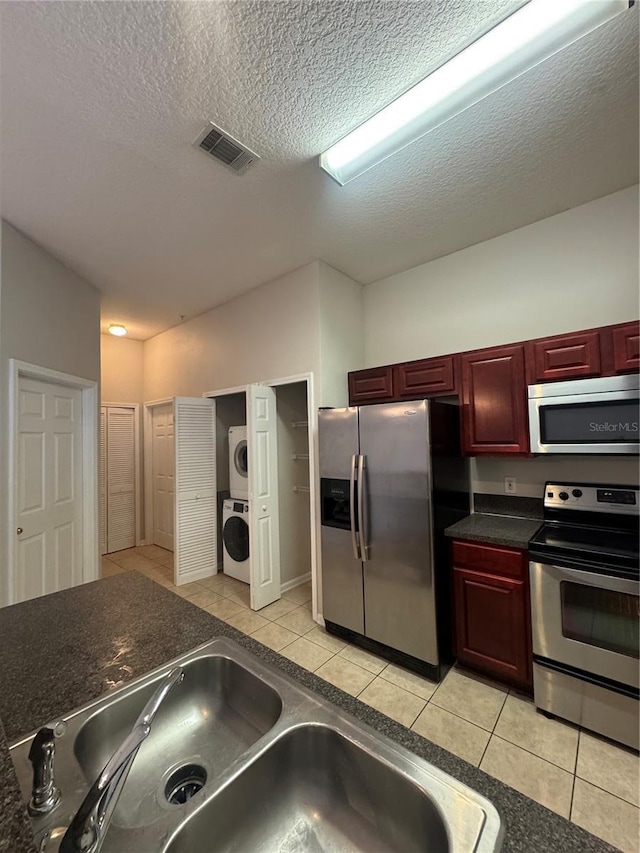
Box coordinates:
[165,764,207,805]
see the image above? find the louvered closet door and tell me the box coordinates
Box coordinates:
[99,408,107,555]
[174,397,216,585]
[106,407,136,552]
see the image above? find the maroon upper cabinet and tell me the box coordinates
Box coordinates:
[611,321,640,374]
[461,344,529,455]
[395,355,457,398]
[526,330,601,384]
[348,366,394,406]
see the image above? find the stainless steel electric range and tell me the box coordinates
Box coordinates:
[529,482,639,750]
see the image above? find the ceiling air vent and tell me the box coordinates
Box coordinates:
[194,122,259,175]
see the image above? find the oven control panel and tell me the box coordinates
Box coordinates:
[544,483,639,515]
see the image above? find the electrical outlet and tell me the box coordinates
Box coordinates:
[504,477,517,494]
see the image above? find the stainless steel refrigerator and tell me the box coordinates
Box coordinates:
[319,399,469,680]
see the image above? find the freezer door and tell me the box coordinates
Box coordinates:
[359,401,438,664]
[318,409,364,634]
[318,407,359,479]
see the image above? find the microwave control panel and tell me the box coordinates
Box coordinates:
[544,483,639,515]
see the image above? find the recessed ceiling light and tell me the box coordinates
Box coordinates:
[320,0,632,185]
[108,324,127,337]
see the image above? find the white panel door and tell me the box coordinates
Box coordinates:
[174,397,216,585]
[99,407,107,555]
[152,404,174,551]
[106,407,136,552]
[16,377,83,602]
[248,384,281,610]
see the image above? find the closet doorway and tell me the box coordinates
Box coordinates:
[99,404,141,555]
[144,400,175,552]
[271,378,314,596]
[203,375,317,613]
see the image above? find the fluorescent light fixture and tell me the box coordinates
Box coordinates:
[320,0,632,185]
[108,324,127,337]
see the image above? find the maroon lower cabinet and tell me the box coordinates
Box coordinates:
[452,540,532,691]
[460,344,529,455]
[348,366,394,406]
[526,330,601,383]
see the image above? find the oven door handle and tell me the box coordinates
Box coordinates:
[530,561,639,597]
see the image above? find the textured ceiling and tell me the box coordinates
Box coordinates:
[1,1,638,340]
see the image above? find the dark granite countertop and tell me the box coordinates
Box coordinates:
[444,513,542,549]
[0,572,614,853]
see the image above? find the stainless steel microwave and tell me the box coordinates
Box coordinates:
[528,374,639,454]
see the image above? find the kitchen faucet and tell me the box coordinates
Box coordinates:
[59,666,184,853]
[27,727,61,816]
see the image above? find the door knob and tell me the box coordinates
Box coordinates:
[17,527,23,535]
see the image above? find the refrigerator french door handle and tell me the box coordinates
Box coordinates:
[349,454,361,561]
[357,454,368,562]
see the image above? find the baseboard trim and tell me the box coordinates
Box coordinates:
[281,572,311,593]
[175,566,218,586]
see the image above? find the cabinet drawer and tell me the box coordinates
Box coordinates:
[396,356,456,397]
[451,540,526,579]
[348,367,394,405]
[528,331,601,383]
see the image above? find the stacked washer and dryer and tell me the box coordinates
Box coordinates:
[222,426,250,583]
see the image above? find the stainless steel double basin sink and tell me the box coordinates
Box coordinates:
[11,638,504,852]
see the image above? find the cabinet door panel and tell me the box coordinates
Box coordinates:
[528,331,601,383]
[348,367,394,406]
[396,356,456,397]
[453,567,530,688]
[612,322,640,374]
[461,345,528,454]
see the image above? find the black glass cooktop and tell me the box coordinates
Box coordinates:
[529,522,639,575]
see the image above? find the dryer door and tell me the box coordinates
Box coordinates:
[234,439,248,480]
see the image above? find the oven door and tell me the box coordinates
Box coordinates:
[530,561,639,689]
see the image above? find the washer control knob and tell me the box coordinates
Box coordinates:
[572,489,583,498]
[559,491,569,501]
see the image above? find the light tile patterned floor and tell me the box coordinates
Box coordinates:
[103,547,640,852]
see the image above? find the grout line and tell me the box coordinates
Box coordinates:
[572,775,640,810]
[489,733,575,776]
[478,733,493,768]
[568,765,577,821]
[491,690,509,735]
[377,670,438,705]
[574,730,581,777]
[428,697,496,734]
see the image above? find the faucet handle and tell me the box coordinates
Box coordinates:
[28,727,61,816]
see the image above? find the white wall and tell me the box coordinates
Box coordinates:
[101,334,144,404]
[363,186,639,499]
[472,457,639,501]
[143,259,365,407]
[364,186,639,366]
[143,263,322,401]
[318,261,364,407]
[0,221,101,606]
